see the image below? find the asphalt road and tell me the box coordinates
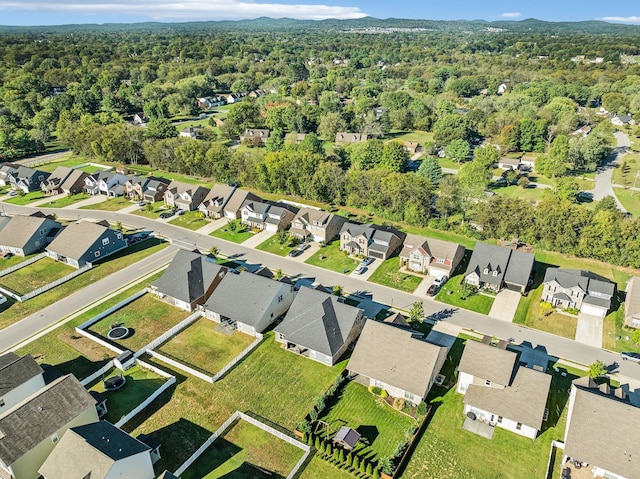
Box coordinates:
[591,130,629,211]
[2,202,640,389]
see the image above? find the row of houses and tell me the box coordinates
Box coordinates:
[195,89,271,110]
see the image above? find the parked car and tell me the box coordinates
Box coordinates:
[7,190,17,197]
[288,249,302,257]
[178,209,186,216]
[297,242,311,251]
[621,351,640,363]
[427,284,439,296]
[137,200,146,207]
[433,275,448,287]
[159,211,175,219]
[361,257,374,266]
[354,264,367,275]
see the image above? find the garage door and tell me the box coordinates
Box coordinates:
[581,304,606,318]
[369,251,385,259]
[504,282,523,293]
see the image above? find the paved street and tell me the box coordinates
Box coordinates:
[591,130,629,211]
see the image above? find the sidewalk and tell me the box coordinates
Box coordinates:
[29,193,66,208]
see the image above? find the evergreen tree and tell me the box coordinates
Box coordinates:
[416,156,442,186]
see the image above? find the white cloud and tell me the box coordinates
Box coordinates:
[598,16,640,24]
[500,12,522,18]
[0,0,368,21]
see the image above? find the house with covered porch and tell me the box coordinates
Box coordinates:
[542,268,615,318]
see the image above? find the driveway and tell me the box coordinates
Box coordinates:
[195,217,227,235]
[575,313,603,348]
[64,194,106,209]
[29,193,66,208]
[287,242,320,262]
[590,130,629,211]
[242,229,275,248]
[348,257,383,281]
[488,290,521,322]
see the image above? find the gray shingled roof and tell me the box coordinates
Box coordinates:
[275,287,363,357]
[626,277,640,320]
[503,249,534,287]
[543,268,590,290]
[340,222,375,240]
[59,169,88,191]
[151,249,226,304]
[0,375,96,466]
[458,340,517,386]
[204,271,290,327]
[0,215,60,250]
[465,242,512,286]
[0,353,43,398]
[564,386,640,479]
[38,421,150,479]
[43,166,73,186]
[200,184,236,211]
[463,367,551,430]
[46,221,118,260]
[347,320,447,398]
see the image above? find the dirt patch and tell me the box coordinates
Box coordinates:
[57,330,117,362]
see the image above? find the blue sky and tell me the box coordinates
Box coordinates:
[0,0,638,26]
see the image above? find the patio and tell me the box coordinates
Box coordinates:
[558,457,594,479]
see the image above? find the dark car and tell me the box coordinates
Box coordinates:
[288,249,302,257]
[361,256,374,266]
[427,284,439,296]
[621,351,640,363]
[159,211,174,219]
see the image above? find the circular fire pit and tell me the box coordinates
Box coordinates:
[103,375,126,391]
[107,326,130,340]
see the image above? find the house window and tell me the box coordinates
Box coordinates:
[516,423,522,430]
[404,391,415,402]
[278,295,283,303]
[51,433,59,444]
[0,399,4,408]
[483,268,489,275]
[492,270,498,277]
[116,233,122,239]
[485,379,491,386]
[102,238,110,246]
[497,416,503,423]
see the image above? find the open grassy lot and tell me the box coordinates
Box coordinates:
[435,274,495,315]
[181,419,305,479]
[210,223,254,243]
[0,257,75,295]
[613,187,640,216]
[157,318,256,374]
[368,257,422,293]
[255,235,293,256]
[89,293,188,352]
[305,241,359,274]
[386,130,434,146]
[492,184,549,201]
[318,381,416,461]
[80,196,132,211]
[37,157,106,173]
[0,239,168,330]
[437,157,461,170]
[168,211,210,231]
[87,364,169,424]
[42,193,90,208]
[4,190,46,205]
[612,153,640,185]
[0,253,38,271]
[132,201,167,219]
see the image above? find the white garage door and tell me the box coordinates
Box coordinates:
[429,267,448,279]
[581,304,606,318]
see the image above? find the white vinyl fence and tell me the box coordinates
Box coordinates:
[0,253,45,277]
[211,334,264,382]
[80,360,115,386]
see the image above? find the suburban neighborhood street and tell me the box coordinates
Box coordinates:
[591,130,629,210]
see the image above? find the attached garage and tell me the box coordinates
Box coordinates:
[580,303,607,318]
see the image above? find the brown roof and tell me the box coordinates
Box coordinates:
[347,320,447,398]
[59,169,89,191]
[399,233,464,265]
[564,386,640,479]
[223,189,261,216]
[0,215,60,250]
[46,220,115,260]
[458,340,517,386]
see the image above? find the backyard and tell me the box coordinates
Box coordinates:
[168,211,210,231]
[255,234,294,256]
[180,419,305,479]
[157,318,256,375]
[210,223,254,244]
[80,196,132,211]
[435,274,495,315]
[0,257,76,295]
[305,241,359,274]
[367,257,423,293]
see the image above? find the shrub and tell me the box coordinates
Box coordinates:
[373,468,381,479]
[366,461,373,475]
[377,457,394,475]
[315,396,326,415]
[392,397,405,411]
[309,407,319,422]
[417,401,428,416]
[314,435,321,450]
[326,442,333,457]
[298,419,311,434]
[359,458,367,474]
[368,385,388,398]
[339,447,345,462]
[352,455,360,470]
[318,440,326,454]
[346,452,353,467]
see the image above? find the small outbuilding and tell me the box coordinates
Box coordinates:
[332,426,361,451]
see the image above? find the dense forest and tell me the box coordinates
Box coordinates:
[1,18,640,267]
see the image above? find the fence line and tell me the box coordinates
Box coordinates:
[77,289,148,330]
[114,375,176,428]
[74,328,125,355]
[0,285,21,302]
[0,253,46,277]
[19,264,92,302]
[137,359,176,379]
[146,350,215,383]
[135,310,203,357]
[546,440,565,479]
[80,360,115,386]
[211,333,264,382]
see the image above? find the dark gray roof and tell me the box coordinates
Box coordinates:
[204,271,290,327]
[0,215,60,250]
[465,242,512,286]
[275,287,363,357]
[503,249,534,287]
[242,199,270,215]
[544,269,615,307]
[553,292,572,302]
[333,426,360,448]
[157,472,180,479]
[46,220,121,260]
[543,268,590,290]
[59,169,88,191]
[151,250,226,304]
[0,375,96,466]
[383,312,411,329]
[582,295,613,308]
[340,222,375,240]
[0,353,43,398]
[458,340,517,386]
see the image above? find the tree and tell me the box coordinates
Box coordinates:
[631,329,640,346]
[208,246,220,258]
[416,156,442,186]
[380,141,408,172]
[332,285,344,296]
[444,138,470,163]
[317,111,346,140]
[554,177,580,203]
[409,301,424,323]
[588,360,607,379]
[145,118,178,139]
[473,145,500,168]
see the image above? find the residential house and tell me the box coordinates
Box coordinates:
[226,92,246,104]
[611,114,635,126]
[335,132,368,145]
[39,421,155,479]
[0,164,19,187]
[124,176,146,200]
[132,112,148,125]
[497,157,521,170]
[40,166,73,195]
[347,320,447,405]
[457,340,551,440]
[221,189,262,219]
[203,271,295,336]
[142,177,170,203]
[198,184,237,218]
[46,220,127,268]
[10,166,50,194]
[497,83,508,95]
[196,96,226,109]
[248,89,268,99]
[399,234,465,278]
[464,242,534,294]
[84,171,113,196]
[99,172,129,197]
[373,107,387,119]
[59,169,89,195]
[572,125,592,137]
[163,181,210,211]
[520,156,536,169]
[275,286,366,366]
[150,249,227,312]
[402,141,419,154]
[239,128,270,144]
[339,223,405,260]
[0,353,45,414]
[542,269,615,318]
[563,380,640,479]
[289,208,347,244]
[284,133,307,144]
[179,127,200,139]
[240,200,297,232]
[0,375,98,479]
[625,277,640,328]
[0,215,61,256]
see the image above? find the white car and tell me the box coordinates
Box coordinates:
[354,265,367,275]
[433,276,448,287]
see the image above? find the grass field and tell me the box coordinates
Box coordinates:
[0,257,75,295]
[492,184,549,201]
[89,293,188,352]
[37,157,108,173]
[87,364,169,424]
[255,235,293,256]
[305,242,359,274]
[132,201,167,219]
[437,157,461,170]
[42,193,90,208]
[435,274,495,315]
[612,153,640,185]
[387,130,434,146]
[181,419,304,479]
[318,381,416,461]
[613,187,640,216]
[4,190,46,205]
[368,257,423,293]
[168,211,210,230]
[80,196,132,211]
[299,457,356,479]
[157,318,256,374]
[210,224,254,243]
[0,253,38,271]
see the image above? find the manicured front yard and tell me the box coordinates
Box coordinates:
[89,293,188,352]
[613,187,640,216]
[368,257,423,293]
[181,419,305,479]
[210,224,255,243]
[318,381,416,461]
[0,257,75,295]
[435,274,495,315]
[80,196,132,211]
[42,193,90,208]
[255,234,294,256]
[492,184,549,201]
[602,307,640,352]
[305,241,359,274]
[168,211,210,230]
[157,318,256,374]
[4,190,46,205]
[132,201,167,219]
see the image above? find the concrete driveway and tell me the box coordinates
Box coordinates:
[575,313,603,348]
[242,229,275,248]
[488,290,521,322]
[348,257,383,281]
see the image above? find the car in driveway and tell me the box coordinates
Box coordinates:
[427,284,439,296]
[159,211,175,219]
[621,351,640,363]
[361,256,374,266]
[288,249,303,257]
[433,275,448,287]
[297,242,311,251]
[354,264,367,275]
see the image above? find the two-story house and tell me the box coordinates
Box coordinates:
[542,269,615,318]
[163,181,210,211]
[10,166,50,194]
[84,171,113,196]
[399,234,465,278]
[142,177,170,203]
[239,128,270,144]
[40,166,73,196]
[221,189,262,219]
[464,242,534,294]
[625,277,640,328]
[289,208,347,244]
[0,214,61,257]
[0,353,45,415]
[125,176,147,201]
[240,200,297,232]
[99,172,129,197]
[198,184,237,218]
[59,169,89,195]
[339,223,404,260]
[0,164,19,187]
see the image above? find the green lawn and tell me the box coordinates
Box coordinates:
[126,166,209,187]
[603,307,640,352]
[613,187,640,216]
[318,381,416,461]
[37,157,108,173]
[0,257,76,295]
[4,190,46,205]
[368,257,423,293]
[87,364,169,424]
[386,130,434,146]
[0,253,39,271]
[181,419,305,479]
[89,293,188,352]
[132,201,167,219]
[435,274,495,315]
[255,235,294,256]
[168,211,210,231]
[42,193,90,208]
[612,153,640,186]
[492,184,549,201]
[437,157,461,170]
[80,196,132,211]
[210,224,255,244]
[157,318,256,374]
[299,457,356,479]
[305,241,359,274]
